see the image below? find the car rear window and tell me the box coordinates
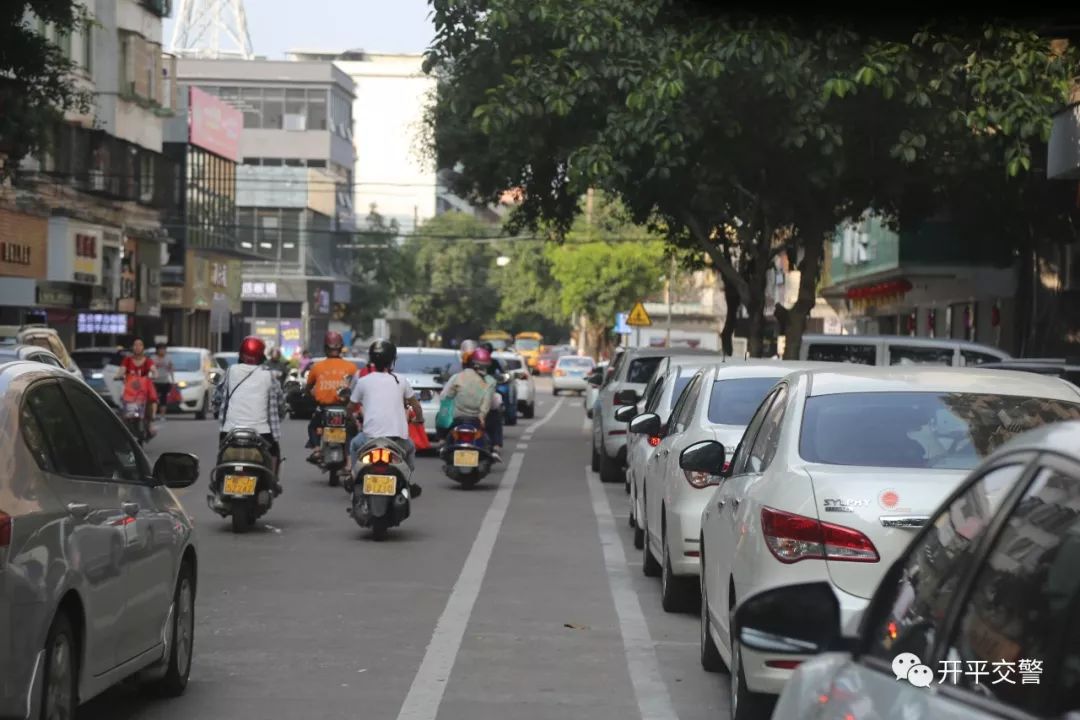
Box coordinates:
[558,357,593,369]
[626,357,662,384]
[707,377,782,424]
[800,391,1080,469]
[889,345,954,366]
[395,353,459,375]
[501,358,523,370]
[806,342,876,365]
[171,351,204,372]
[72,351,123,368]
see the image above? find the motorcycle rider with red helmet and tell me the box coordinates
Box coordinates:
[304,330,360,463]
[213,335,285,494]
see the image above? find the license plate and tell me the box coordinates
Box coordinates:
[324,427,346,443]
[454,449,480,467]
[363,474,397,496]
[223,474,257,496]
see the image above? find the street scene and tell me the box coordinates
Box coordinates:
[5,1,1080,720]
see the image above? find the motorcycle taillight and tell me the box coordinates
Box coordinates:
[452,428,479,442]
[326,412,346,427]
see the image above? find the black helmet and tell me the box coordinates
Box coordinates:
[480,341,495,353]
[369,340,397,370]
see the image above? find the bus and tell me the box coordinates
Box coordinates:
[514,331,544,368]
[480,330,513,352]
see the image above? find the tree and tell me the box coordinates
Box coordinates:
[345,209,408,336]
[492,240,568,340]
[0,1,92,176]
[405,211,501,342]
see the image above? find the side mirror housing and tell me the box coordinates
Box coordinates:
[153,452,199,488]
[734,582,845,656]
[628,412,661,436]
[208,369,224,386]
[679,440,726,474]
[614,405,637,423]
[614,388,640,406]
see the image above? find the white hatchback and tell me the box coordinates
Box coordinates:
[694,366,1080,720]
[634,362,823,613]
[495,351,536,418]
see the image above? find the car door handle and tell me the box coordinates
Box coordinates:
[122,502,140,517]
[66,502,90,518]
[731,498,740,510]
[716,499,726,510]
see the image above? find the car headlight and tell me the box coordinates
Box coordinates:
[177,380,188,389]
[91,372,103,380]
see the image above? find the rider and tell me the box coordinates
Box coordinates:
[265,345,289,387]
[213,336,285,495]
[304,330,358,463]
[348,340,425,473]
[478,341,506,456]
[150,342,175,417]
[117,337,159,431]
[441,346,499,460]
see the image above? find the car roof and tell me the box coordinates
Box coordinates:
[397,346,457,355]
[980,360,1080,371]
[0,359,75,391]
[624,347,721,360]
[791,366,1080,401]
[168,346,209,353]
[707,360,834,379]
[213,351,238,357]
[801,334,1009,355]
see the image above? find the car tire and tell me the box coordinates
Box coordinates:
[194,393,208,420]
[700,555,726,673]
[642,505,661,577]
[552,388,560,396]
[599,450,623,484]
[661,518,696,613]
[40,612,78,720]
[147,561,195,697]
[633,523,645,550]
[730,605,776,720]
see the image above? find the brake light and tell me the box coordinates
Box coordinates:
[554,369,566,377]
[326,413,346,427]
[760,507,879,563]
[452,428,480,442]
[765,660,803,670]
[361,448,399,465]
[684,470,720,489]
[648,436,661,447]
[0,511,10,547]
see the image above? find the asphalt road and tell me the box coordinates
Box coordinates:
[80,377,728,720]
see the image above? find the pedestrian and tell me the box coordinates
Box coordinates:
[150,341,175,420]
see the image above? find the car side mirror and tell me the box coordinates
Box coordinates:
[208,369,223,386]
[588,372,603,386]
[628,412,660,436]
[614,405,637,423]
[615,388,640,405]
[679,440,726,474]
[734,582,846,656]
[153,452,199,488]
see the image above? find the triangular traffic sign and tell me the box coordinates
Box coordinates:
[626,302,652,326]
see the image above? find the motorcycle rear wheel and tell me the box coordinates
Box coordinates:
[370,519,389,541]
[231,507,253,533]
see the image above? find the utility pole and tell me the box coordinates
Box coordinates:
[666,255,674,347]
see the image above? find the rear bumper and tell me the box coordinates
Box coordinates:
[553,376,588,391]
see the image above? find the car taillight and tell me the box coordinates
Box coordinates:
[684,470,721,489]
[0,511,10,547]
[760,507,879,564]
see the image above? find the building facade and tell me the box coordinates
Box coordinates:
[172,57,357,354]
[1,0,176,349]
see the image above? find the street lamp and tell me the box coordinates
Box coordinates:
[496,255,511,267]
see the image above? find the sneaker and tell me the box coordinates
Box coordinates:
[491,450,503,463]
[305,451,321,465]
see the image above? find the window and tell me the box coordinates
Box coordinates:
[643,376,666,414]
[285,88,307,130]
[799,392,1080,470]
[307,159,326,168]
[57,30,72,59]
[730,388,780,475]
[806,342,876,365]
[961,350,1003,367]
[944,466,1080,715]
[63,384,145,482]
[262,88,284,129]
[669,375,693,410]
[82,25,92,71]
[626,357,662,384]
[864,463,1027,665]
[668,375,703,435]
[25,383,95,477]
[241,87,262,128]
[170,351,204,372]
[708,376,782,425]
[30,353,63,369]
[20,402,53,471]
[307,89,327,130]
[889,345,955,366]
[747,384,788,472]
[280,209,300,263]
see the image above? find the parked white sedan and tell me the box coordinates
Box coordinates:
[694,366,1080,720]
[634,362,823,613]
[495,351,536,418]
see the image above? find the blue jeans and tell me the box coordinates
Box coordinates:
[350,432,416,471]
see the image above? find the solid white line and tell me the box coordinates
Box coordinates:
[394,398,565,720]
[585,466,679,720]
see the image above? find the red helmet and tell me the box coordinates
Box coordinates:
[239,336,266,364]
[324,330,344,353]
[471,347,492,368]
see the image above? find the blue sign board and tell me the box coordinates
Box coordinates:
[614,312,631,335]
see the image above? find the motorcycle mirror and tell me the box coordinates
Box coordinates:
[208,369,223,386]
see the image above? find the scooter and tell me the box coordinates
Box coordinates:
[344,437,421,540]
[318,405,352,487]
[208,428,281,533]
[122,400,149,445]
[440,420,496,488]
[494,371,518,426]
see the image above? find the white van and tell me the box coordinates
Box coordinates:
[798,334,1009,366]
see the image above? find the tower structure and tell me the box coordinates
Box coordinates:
[169,0,255,59]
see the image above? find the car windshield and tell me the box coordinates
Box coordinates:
[516,338,540,351]
[171,351,204,372]
[395,353,460,375]
[72,350,123,368]
[800,391,1080,469]
[626,357,662,384]
[216,354,239,368]
[707,377,781,424]
[558,357,593,369]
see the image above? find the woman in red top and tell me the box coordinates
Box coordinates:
[118,338,159,424]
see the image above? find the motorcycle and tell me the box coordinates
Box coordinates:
[318,404,352,487]
[119,375,153,445]
[122,399,149,445]
[208,428,280,533]
[440,420,496,488]
[344,437,421,540]
[494,371,518,426]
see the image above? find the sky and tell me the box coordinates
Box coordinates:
[164,0,435,59]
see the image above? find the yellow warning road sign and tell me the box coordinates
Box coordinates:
[626,302,652,327]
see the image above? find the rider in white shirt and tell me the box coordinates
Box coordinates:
[348,340,424,472]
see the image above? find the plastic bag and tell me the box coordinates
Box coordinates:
[166,385,182,405]
[435,395,456,430]
[409,421,431,450]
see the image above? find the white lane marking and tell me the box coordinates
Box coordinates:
[517,444,529,450]
[395,398,565,720]
[585,466,679,720]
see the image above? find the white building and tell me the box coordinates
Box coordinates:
[287,49,437,234]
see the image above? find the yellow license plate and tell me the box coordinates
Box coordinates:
[223,474,257,496]
[363,474,397,496]
[324,427,347,443]
[454,450,480,467]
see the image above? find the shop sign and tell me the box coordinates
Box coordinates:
[160,286,184,307]
[189,87,242,163]
[47,217,105,285]
[37,285,75,307]
[0,209,47,279]
[310,283,332,316]
[242,280,278,299]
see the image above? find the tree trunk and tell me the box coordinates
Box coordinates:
[720,279,740,357]
[780,229,825,360]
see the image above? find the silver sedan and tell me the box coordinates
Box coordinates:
[0,360,201,719]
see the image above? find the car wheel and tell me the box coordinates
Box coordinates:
[148,561,195,696]
[641,502,661,578]
[730,604,776,720]
[700,553,726,673]
[661,517,696,613]
[194,393,208,420]
[599,450,623,484]
[633,522,645,550]
[41,612,77,720]
[552,388,560,396]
